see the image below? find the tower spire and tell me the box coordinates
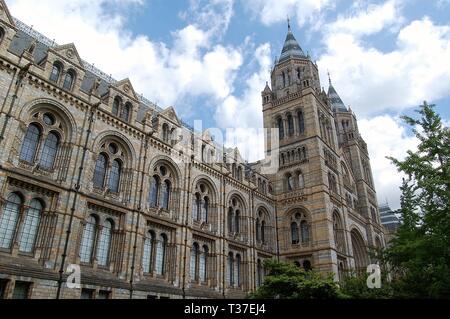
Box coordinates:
[287,15,291,30]
[328,70,332,86]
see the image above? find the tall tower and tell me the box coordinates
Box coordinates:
[261,24,384,278]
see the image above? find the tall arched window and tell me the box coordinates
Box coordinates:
[63,70,75,91]
[301,220,309,244]
[298,110,305,134]
[112,97,121,116]
[261,221,266,243]
[18,199,43,253]
[287,114,294,136]
[121,102,131,122]
[155,234,167,275]
[297,171,305,189]
[200,245,208,282]
[286,173,294,191]
[256,218,260,242]
[0,194,22,249]
[93,154,108,188]
[277,117,284,140]
[257,259,264,287]
[161,180,171,210]
[96,219,113,266]
[234,210,240,233]
[149,176,160,207]
[228,207,234,233]
[39,132,60,169]
[79,215,97,263]
[193,193,201,221]
[20,124,41,163]
[291,222,299,244]
[108,159,122,193]
[227,253,234,286]
[190,242,199,281]
[142,231,154,273]
[202,197,209,223]
[50,62,62,83]
[162,124,170,143]
[235,254,241,287]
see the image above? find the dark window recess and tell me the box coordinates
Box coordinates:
[97,291,111,299]
[80,288,95,299]
[160,296,170,299]
[0,280,7,299]
[147,295,158,299]
[12,281,31,299]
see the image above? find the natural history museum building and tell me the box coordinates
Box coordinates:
[0,1,384,299]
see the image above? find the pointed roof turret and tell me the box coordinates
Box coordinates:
[279,18,306,63]
[327,73,348,112]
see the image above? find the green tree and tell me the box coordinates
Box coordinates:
[384,102,450,298]
[248,260,342,299]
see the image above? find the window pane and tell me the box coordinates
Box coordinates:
[18,199,42,253]
[112,99,120,116]
[155,235,166,275]
[80,289,94,299]
[63,73,74,90]
[142,233,153,273]
[20,124,41,163]
[227,254,233,286]
[121,104,131,122]
[161,180,170,210]
[12,282,30,299]
[39,132,59,170]
[97,291,110,299]
[93,154,107,188]
[199,248,207,282]
[301,221,309,244]
[291,222,299,244]
[96,220,112,266]
[234,255,241,287]
[190,244,198,280]
[0,280,7,299]
[108,160,121,193]
[50,65,60,82]
[149,176,159,207]
[202,198,209,223]
[0,194,22,249]
[79,216,96,263]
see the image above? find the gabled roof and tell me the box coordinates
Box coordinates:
[52,43,84,67]
[160,106,181,126]
[112,78,139,101]
[279,24,306,63]
[0,0,16,27]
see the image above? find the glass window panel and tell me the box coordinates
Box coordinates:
[12,282,30,299]
[235,255,241,287]
[0,194,22,249]
[18,199,42,253]
[112,98,120,116]
[79,216,97,263]
[50,65,60,83]
[298,111,305,133]
[228,208,234,233]
[291,222,299,245]
[199,247,207,282]
[190,243,198,280]
[278,118,284,139]
[161,180,170,210]
[202,197,209,223]
[80,289,94,299]
[0,280,7,299]
[20,124,41,163]
[227,254,233,286]
[97,291,110,299]
[63,72,74,90]
[93,154,107,188]
[142,232,153,273]
[96,220,112,266]
[301,221,309,244]
[39,132,59,170]
[234,211,240,233]
[155,235,166,275]
[121,103,131,122]
[287,115,294,135]
[108,160,121,193]
[149,176,159,207]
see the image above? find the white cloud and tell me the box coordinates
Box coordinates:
[6,0,242,116]
[359,115,418,209]
[243,0,333,27]
[319,14,450,117]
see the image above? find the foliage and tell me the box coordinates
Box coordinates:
[383,102,450,298]
[248,259,342,299]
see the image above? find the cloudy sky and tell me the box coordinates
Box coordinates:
[5,0,450,209]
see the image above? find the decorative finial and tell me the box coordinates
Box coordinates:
[327,70,332,86]
[287,15,291,30]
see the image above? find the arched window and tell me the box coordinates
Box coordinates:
[277,117,284,140]
[162,124,169,143]
[291,222,299,244]
[18,199,43,253]
[155,234,167,275]
[227,253,234,286]
[261,221,266,243]
[108,159,122,193]
[333,212,346,254]
[298,110,305,134]
[39,132,60,170]
[257,259,264,287]
[235,254,241,287]
[286,173,294,191]
[121,102,132,122]
[228,207,234,233]
[112,97,121,116]
[62,70,75,91]
[149,176,160,207]
[0,194,22,249]
[50,62,62,83]
[161,180,171,210]
[200,246,208,282]
[303,260,312,271]
[287,114,294,136]
[237,166,243,181]
[93,153,108,188]
[202,196,209,223]
[297,171,305,189]
[79,215,97,263]
[96,219,113,266]
[190,242,199,281]
[193,193,201,221]
[256,218,260,242]
[351,230,368,271]
[301,220,309,244]
[142,231,154,273]
[234,210,240,233]
[20,124,41,163]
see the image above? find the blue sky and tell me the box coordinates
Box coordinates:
[6,0,450,209]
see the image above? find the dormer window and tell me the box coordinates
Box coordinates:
[63,69,76,91]
[121,102,132,122]
[50,62,63,83]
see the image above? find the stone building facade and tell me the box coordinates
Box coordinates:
[0,2,385,299]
